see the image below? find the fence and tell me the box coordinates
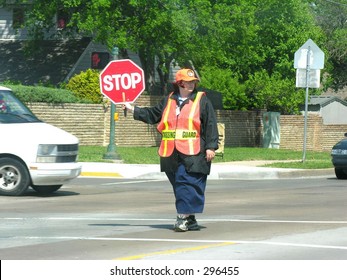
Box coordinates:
[27,95,347,152]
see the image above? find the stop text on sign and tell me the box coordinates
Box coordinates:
[102,73,142,91]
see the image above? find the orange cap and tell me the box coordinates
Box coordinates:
[175,69,198,82]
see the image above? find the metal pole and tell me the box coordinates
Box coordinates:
[103,47,121,161]
[302,46,311,163]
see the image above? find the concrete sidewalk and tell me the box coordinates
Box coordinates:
[79,161,335,180]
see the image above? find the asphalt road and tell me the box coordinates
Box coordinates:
[1,176,347,260]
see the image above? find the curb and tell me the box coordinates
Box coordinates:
[277,168,335,178]
[78,162,335,180]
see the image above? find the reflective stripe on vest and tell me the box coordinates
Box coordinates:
[157,92,204,157]
[159,97,175,156]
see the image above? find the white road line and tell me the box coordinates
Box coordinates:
[101,179,165,185]
[2,217,347,224]
[7,236,347,251]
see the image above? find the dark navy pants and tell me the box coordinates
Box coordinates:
[166,163,207,214]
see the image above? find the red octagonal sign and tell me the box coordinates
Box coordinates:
[99,59,145,104]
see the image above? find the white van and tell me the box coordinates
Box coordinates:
[0,86,82,196]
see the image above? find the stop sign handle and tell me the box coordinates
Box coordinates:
[122,92,127,117]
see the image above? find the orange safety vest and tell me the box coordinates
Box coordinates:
[157,91,204,157]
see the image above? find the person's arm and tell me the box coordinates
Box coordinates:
[124,96,168,125]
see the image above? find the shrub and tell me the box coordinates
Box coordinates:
[199,66,248,110]
[244,70,305,114]
[0,83,87,103]
[66,69,104,103]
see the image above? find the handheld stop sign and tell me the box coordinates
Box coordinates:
[99,59,145,116]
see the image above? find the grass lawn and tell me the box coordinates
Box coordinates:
[78,146,333,169]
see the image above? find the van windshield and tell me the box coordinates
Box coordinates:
[0,90,41,123]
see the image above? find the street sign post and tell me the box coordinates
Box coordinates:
[99,59,145,104]
[294,39,324,162]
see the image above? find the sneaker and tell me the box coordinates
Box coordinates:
[187,215,200,231]
[173,215,200,232]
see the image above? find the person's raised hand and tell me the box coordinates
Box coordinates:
[122,102,134,115]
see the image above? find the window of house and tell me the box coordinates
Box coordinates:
[57,9,69,29]
[91,52,110,69]
[13,8,25,29]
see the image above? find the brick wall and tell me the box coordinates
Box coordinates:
[215,109,263,147]
[321,125,347,151]
[280,115,347,151]
[27,95,347,151]
[280,115,323,151]
[27,103,107,145]
[27,95,166,147]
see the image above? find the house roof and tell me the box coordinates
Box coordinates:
[308,96,347,107]
[0,38,91,86]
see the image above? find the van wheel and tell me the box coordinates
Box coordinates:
[335,168,347,179]
[0,158,30,196]
[31,185,62,195]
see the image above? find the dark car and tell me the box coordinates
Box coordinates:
[331,133,347,179]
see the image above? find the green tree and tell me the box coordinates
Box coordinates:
[0,0,335,114]
[198,0,323,113]
[245,70,305,114]
[199,66,248,110]
[310,0,347,90]
[247,0,324,113]
[198,1,260,76]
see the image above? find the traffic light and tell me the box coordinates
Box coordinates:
[91,52,110,69]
